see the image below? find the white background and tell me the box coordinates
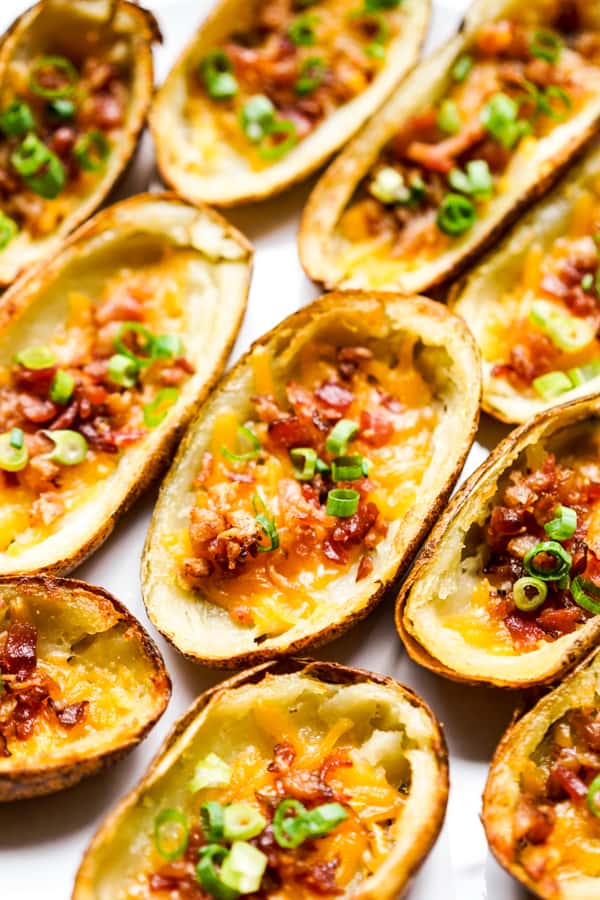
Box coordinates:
[0,1,533,897]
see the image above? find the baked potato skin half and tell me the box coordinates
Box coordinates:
[0,0,160,286]
[73,658,449,900]
[0,575,170,802]
[299,0,600,295]
[397,394,600,689]
[149,0,430,207]
[0,193,252,578]
[142,291,481,668]
[450,139,600,425]
[483,645,600,899]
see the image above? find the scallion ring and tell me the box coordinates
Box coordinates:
[257,119,297,161]
[533,370,572,400]
[153,333,184,359]
[331,455,366,482]
[196,845,238,900]
[544,505,577,541]
[272,799,307,849]
[326,488,359,517]
[437,99,461,135]
[523,540,572,582]
[513,576,548,612]
[11,135,65,198]
[0,431,28,472]
[199,50,238,100]
[9,428,24,450]
[587,773,600,818]
[480,92,531,149]
[74,131,110,172]
[451,54,472,82]
[287,14,319,46]
[436,193,477,236]
[0,100,34,137]
[11,134,51,176]
[223,803,267,841]
[200,801,225,841]
[221,425,261,463]
[530,30,562,63]
[571,576,600,616]
[143,388,179,428]
[253,493,279,552]
[325,418,358,455]
[107,353,139,388]
[49,369,75,405]
[15,344,57,370]
[29,55,78,99]
[220,842,268,894]
[47,98,76,121]
[295,57,326,95]
[114,322,155,367]
[154,808,190,862]
[240,95,276,143]
[290,447,317,480]
[0,213,18,251]
[42,429,88,466]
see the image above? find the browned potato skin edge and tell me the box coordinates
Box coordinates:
[0,192,252,578]
[395,395,600,689]
[143,291,481,668]
[72,658,449,900]
[0,575,171,802]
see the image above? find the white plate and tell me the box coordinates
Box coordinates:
[0,2,529,897]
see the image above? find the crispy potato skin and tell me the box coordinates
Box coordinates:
[483,646,600,899]
[142,291,481,668]
[396,394,600,689]
[0,0,161,286]
[73,658,449,900]
[0,575,170,802]
[0,192,252,578]
[298,0,600,295]
[150,0,430,206]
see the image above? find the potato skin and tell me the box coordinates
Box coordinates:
[0,0,161,286]
[397,394,600,689]
[73,658,449,900]
[0,192,252,578]
[150,0,430,206]
[142,291,481,668]
[0,575,171,802]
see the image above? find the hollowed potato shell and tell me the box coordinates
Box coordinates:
[0,575,170,802]
[483,645,600,898]
[451,138,600,425]
[0,0,160,286]
[397,394,600,689]
[0,193,252,577]
[299,0,600,295]
[73,659,449,900]
[142,291,481,667]
[149,0,430,207]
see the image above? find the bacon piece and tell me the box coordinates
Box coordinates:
[504,613,546,649]
[2,623,37,678]
[268,415,315,450]
[547,764,588,802]
[314,381,354,414]
[295,857,343,895]
[79,420,119,453]
[336,345,372,380]
[254,394,286,424]
[95,290,144,325]
[12,684,49,740]
[12,364,57,396]
[268,741,296,772]
[405,124,486,174]
[19,393,58,424]
[514,798,555,845]
[181,557,213,587]
[537,607,582,637]
[359,410,393,447]
[54,700,89,728]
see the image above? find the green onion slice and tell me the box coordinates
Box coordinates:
[223,803,267,841]
[529,300,595,353]
[296,57,326,95]
[582,273,594,293]
[154,808,190,862]
[143,388,179,428]
[9,428,24,450]
[437,99,461,135]
[568,359,600,388]
[544,505,577,541]
[523,540,572,582]
[257,119,297,161]
[11,135,65,198]
[513,576,548,612]
[480,92,530,149]
[0,100,35,137]
[29,55,78,99]
[253,493,280,552]
[0,213,18,251]
[326,418,359,455]
[530,30,562,63]
[240,95,276,143]
[11,133,50,176]
[571,576,600,616]
[523,81,571,121]
[436,193,477,236]
[326,488,360,517]
[107,353,139,388]
[50,369,75,405]
[114,322,155,367]
[47,98,76,120]
[16,345,57,370]
[220,842,268,895]
[200,801,225,842]
[190,753,232,792]
[448,159,493,198]
[221,425,261,463]
[43,429,88,466]
[273,799,307,848]
[587,773,600,818]
[200,50,238,100]
[0,431,28,472]
[74,131,110,172]
[290,446,317,480]
[272,799,348,849]
[331,455,367,481]
[288,14,319,46]
[196,845,235,900]
[533,370,572,400]
[451,54,472,82]
[153,333,184,359]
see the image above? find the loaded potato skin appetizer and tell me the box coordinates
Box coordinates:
[0,0,159,286]
[0,575,170,802]
[0,193,252,577]
[300,0,600,294]
[150,0,430,206]
[143,292,481,667]
[452,138,600,424]
[484,646,600,899]
[73,659,448,900]
[398,395,600,689]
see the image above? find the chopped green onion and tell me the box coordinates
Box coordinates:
[0,100,34,137]
[196,844,238,900]
[326,418,358,455]
[29,55,78,99]
[25,152,65,199]
[107,353,139,388]
[529,300,595,352]
[451,54,472,82]
[272,799,307,848]
[571,576,600,616]
[114,322,155,367]
[223,803,267,841]
[240,95,276,143]
[220,842,268,895]
[43,429,88,466]
[523,540,572,582]
[221,425,261,462]
[436,193,477,236]
[316,457,330,474]
[253,493,280,552]
[369,167,410,205]
[587,773,600,818]
[449,159,493,198]
[0,431,28,472]
[480,92,530,149]
[11,134,50,176]
[50,369,75,405]
[288,14,319,46]
[290,447,317,480]
[154,809,190,861]
[257,119,297,161]
[326,488,360,517]
[363,0,402,8]
[190,753,232,792]
[567,359,600,387]
[272,799,348,849]
[0,213,18,251]
[582,273,594,292]
[200,801,225,841]
[74,130,110,172]
[513,576,548,611]
[331,455,367,481]
[15,345,57,370]
[296,57,326,95]
[363,13,389,58]
[200,50,238,100]
[523,81,571,121]
[530,30,562,63]
[533,370,572,400]
[544,505,577,541]
[143,388,179,428]
[9,428,24,450]
[47,98,75,120]
[11,135,65,199]
[153,333,184,359]
[437,99,461,135]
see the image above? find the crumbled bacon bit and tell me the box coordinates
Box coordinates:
[514,798,555,845]
[53,700,89,729]
[359,410,394,447]
[2,623,37,679]
[268,415,316,450]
